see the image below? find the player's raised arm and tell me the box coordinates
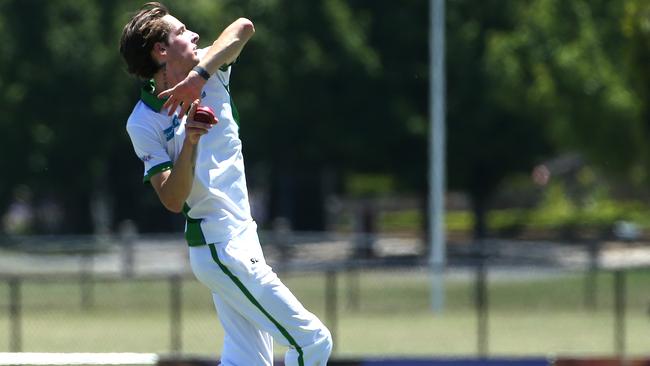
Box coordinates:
[197,18,255,75]
[149,101,212,213]
[159,18,255,116]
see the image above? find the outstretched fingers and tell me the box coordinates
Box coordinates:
[188,99,199,120]
[159,88,178,116]
[158,73,205,116]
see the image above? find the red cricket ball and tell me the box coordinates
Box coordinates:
[193,105,218,125]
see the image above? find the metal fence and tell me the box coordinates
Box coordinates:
[0,232,649,358]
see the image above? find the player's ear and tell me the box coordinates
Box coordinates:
[152,42,168,61]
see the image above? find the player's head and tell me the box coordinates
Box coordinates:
[120,2,200,79]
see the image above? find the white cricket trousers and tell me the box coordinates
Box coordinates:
[189,223,333,366]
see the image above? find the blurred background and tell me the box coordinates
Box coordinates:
[1,0,650,364]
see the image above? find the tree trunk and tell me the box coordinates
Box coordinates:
[472,195,488,240]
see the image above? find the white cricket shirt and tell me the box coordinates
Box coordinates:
[126,52,253,246]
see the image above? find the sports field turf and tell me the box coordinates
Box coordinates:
[0,268,648,357]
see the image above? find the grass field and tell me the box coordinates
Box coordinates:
[0,268,649,358]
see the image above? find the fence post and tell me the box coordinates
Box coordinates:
[272,217,293,270]
[80,253,95,310]
[614,270,626,361]
[325,271,338,353]
[119,220,137,278]
[475,241,488,358]
[169,275,182,354]
[346,267,360,312]
[9,277,22,352]
[584,240,599,310]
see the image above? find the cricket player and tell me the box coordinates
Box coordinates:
[119,3,333,365]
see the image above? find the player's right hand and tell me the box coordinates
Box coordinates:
[159,71,205,117]
[184,100,212,145]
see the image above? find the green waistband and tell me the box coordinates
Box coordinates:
[183,203,207,246]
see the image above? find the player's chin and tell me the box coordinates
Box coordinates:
[185,53,199,65]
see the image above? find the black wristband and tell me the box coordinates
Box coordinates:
[192,65,211,81]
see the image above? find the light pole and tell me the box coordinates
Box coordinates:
[429,0,446,312]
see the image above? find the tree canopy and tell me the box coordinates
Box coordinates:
[1,0,649,236]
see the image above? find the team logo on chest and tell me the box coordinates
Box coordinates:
[163,114,181,141]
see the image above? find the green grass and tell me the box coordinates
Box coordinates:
[0,269,649,357]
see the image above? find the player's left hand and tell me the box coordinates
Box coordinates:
[158,71,206,117]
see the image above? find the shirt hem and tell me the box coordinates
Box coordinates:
[186,220,255,247]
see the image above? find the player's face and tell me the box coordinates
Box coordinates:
[162,14,200,69]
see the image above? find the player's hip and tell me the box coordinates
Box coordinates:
[189,222,275,295]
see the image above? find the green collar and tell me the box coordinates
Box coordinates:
[140,79,167,113]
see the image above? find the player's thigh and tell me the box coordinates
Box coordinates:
[215,258,329,349]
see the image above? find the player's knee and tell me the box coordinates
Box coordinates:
[321,326,333,353]
[286,329,332,366]
[323,333,333,358]
[297,326,332,365]
[313,325,333,360]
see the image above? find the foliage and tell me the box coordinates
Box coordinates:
[2,0,650,235]
[379,181,650,235]
[445,0,553,238]
[0,0,429,233]
[445,0,650,237]
[486,0,647,180]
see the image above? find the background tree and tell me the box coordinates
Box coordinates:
[2,0,650,238]
[486,0,642,179]
[445,0,552,238]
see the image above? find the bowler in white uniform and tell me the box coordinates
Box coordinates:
[119,3,333,365]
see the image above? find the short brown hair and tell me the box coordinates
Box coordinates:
[119,2,172,79]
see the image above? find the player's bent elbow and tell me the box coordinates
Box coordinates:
[162,200,183,214]
[152,179,185,213]
[167,205,183,214]
[236,18,255,38]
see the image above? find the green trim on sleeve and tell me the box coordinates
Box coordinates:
[143,161,173,183]
[208,244,305,366]
[182,203,207,246]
